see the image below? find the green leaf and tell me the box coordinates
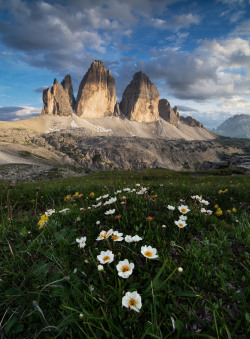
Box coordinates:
[175,290,200,297]
[5,316,18,334]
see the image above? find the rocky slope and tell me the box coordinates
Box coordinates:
[75,60,117,118]
[0,125,248,182]
[214,114,250,138]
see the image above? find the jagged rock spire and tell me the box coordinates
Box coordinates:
[75,60,117,118]
[120,71,160,123]
[41,75,75,116]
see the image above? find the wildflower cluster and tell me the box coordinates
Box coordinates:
[64,192,83,202]
[37,214,49,230]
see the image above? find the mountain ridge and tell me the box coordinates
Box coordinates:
[213,114,250,139]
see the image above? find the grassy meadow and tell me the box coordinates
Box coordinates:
[0,168,249,338]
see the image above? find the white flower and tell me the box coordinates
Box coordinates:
[96,220,100,225]
[59,208,70,213]
[97,250,114,264]
[136,187,147,195]
[167,205,175,211]
[174,220,187,228]
[96,229,113,241]
[45,209,55,216]
[178,267,183,273]
[136,184,141,188]
[87,207,91,210]
[179,215,187,221]
[112,231,124,241]
[79,313,84,319]
[96,196,102,201]
[122,291,142,312]
[132,235,142,242]
[103,197,117,206]
[104,209,115,215]
[201,208,213,215]
[200,199,209,205]
[191,195,202,201]
[92,202,102,208]
[115,190,122,194]
[141,245,158,259]
[102,194,109,199]
[98,265,104,271]
[178,205,190,214]
[162,225,167,228]
[116,259,134,278]
[125,235,133,243]
[76,236,87,248]
[123,188,131,192]
[73,268,77,273]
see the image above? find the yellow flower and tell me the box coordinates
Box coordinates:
[215,204,219,208]
[37,214,49,230]
[89,192,95,198]
[232,207,237,213]
[227,210,231,213]
[64,194,71,202]
[215,209,223,216]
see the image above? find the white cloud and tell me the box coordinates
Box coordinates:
[150,13,200,31]
[1,51,12,55]
[0,106,40,121]
[142,37,250,101]
[219,96,250,109]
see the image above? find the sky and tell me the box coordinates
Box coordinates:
[0,0,250,128]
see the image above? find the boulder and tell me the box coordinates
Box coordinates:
[120,71,159,123]
[75,60,116,118]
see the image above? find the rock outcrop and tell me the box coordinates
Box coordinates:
[61,74,75,110]
[180,116,204,128]
[75,60,116,118]
[120,72,160,123]
[159,99,179,125]
[41,76,74,116]
[114,102,120,117]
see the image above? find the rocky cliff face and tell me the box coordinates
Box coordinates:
[41,76,74,116]
[61,74,75,110]
[159,99,204,128]
[159,99,179,125]
[75,60,116,118]
[214,114,250,138]
[120,72,159,123]
[180,116,204,128]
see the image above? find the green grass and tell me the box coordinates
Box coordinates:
[0,168,249,338]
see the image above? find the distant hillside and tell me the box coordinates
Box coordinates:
[214,114,250,138]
